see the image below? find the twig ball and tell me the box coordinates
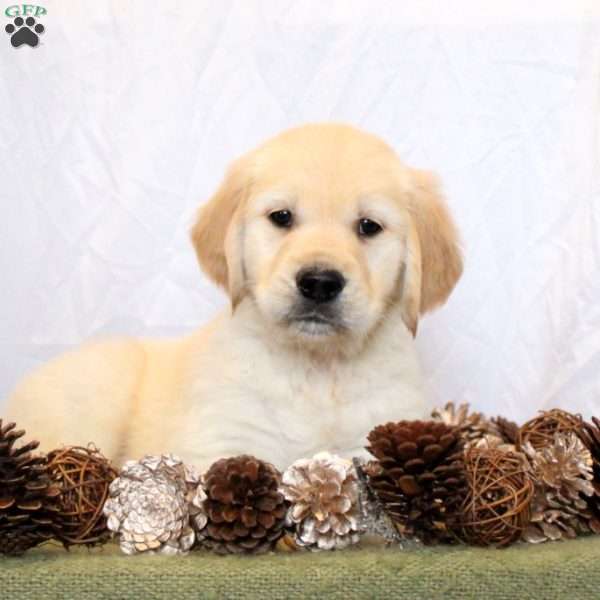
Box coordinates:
[518,409,583,451]
[46,445,118,548]
[456,447,534,547]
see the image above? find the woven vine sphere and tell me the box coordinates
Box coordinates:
[518,409,583,451]
[46,445,118,547]
[456,447,534,547]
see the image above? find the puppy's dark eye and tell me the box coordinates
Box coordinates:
[269,209,293,228]
[357,218,383,237]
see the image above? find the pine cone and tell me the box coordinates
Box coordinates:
[0,420,61,555]
[579,417,600,530]
[431,402,501,448]
[492,416,520,445]
[366,420,467,543]
[522,433,597,543]
[103,454,203,555]
[471,433,517,453]
[202,455,286,554]
[281,452,360,550]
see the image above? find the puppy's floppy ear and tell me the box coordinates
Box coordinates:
[400,169,463,335]
[190,157,250,307]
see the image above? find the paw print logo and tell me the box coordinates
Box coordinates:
[5,16,45,48]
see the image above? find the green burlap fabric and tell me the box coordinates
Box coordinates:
[2,537,600,599]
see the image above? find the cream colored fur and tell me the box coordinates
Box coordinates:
[5,123,462,471]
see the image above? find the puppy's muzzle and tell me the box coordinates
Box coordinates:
[296,268,346,304]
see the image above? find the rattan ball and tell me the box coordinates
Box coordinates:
[46,445,118,547]
[455,447,534,547]
[518,409,583,451]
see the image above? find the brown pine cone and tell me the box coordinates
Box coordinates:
[491,416,520,445]
[202,455,287,554]
[0,420,61,555]
[568,418,600,533]
[366,420,467,543]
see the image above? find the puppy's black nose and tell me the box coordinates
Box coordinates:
[296,269,346,303]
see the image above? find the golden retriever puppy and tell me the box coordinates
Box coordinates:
[5,123,462,470]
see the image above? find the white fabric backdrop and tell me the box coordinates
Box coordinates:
[1,1,599,422]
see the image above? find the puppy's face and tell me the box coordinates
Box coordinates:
[242,179,407,343]
[192,124,462,351]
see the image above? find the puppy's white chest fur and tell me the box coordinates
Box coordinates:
[168,301,427,470]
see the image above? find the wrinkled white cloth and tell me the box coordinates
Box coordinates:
[1,1,599,422]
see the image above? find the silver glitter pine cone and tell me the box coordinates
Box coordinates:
[103,454,206,555]
[281,452,361,551]
[353,458,401,544]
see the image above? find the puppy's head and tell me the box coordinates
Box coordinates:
[191,123,462,350]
